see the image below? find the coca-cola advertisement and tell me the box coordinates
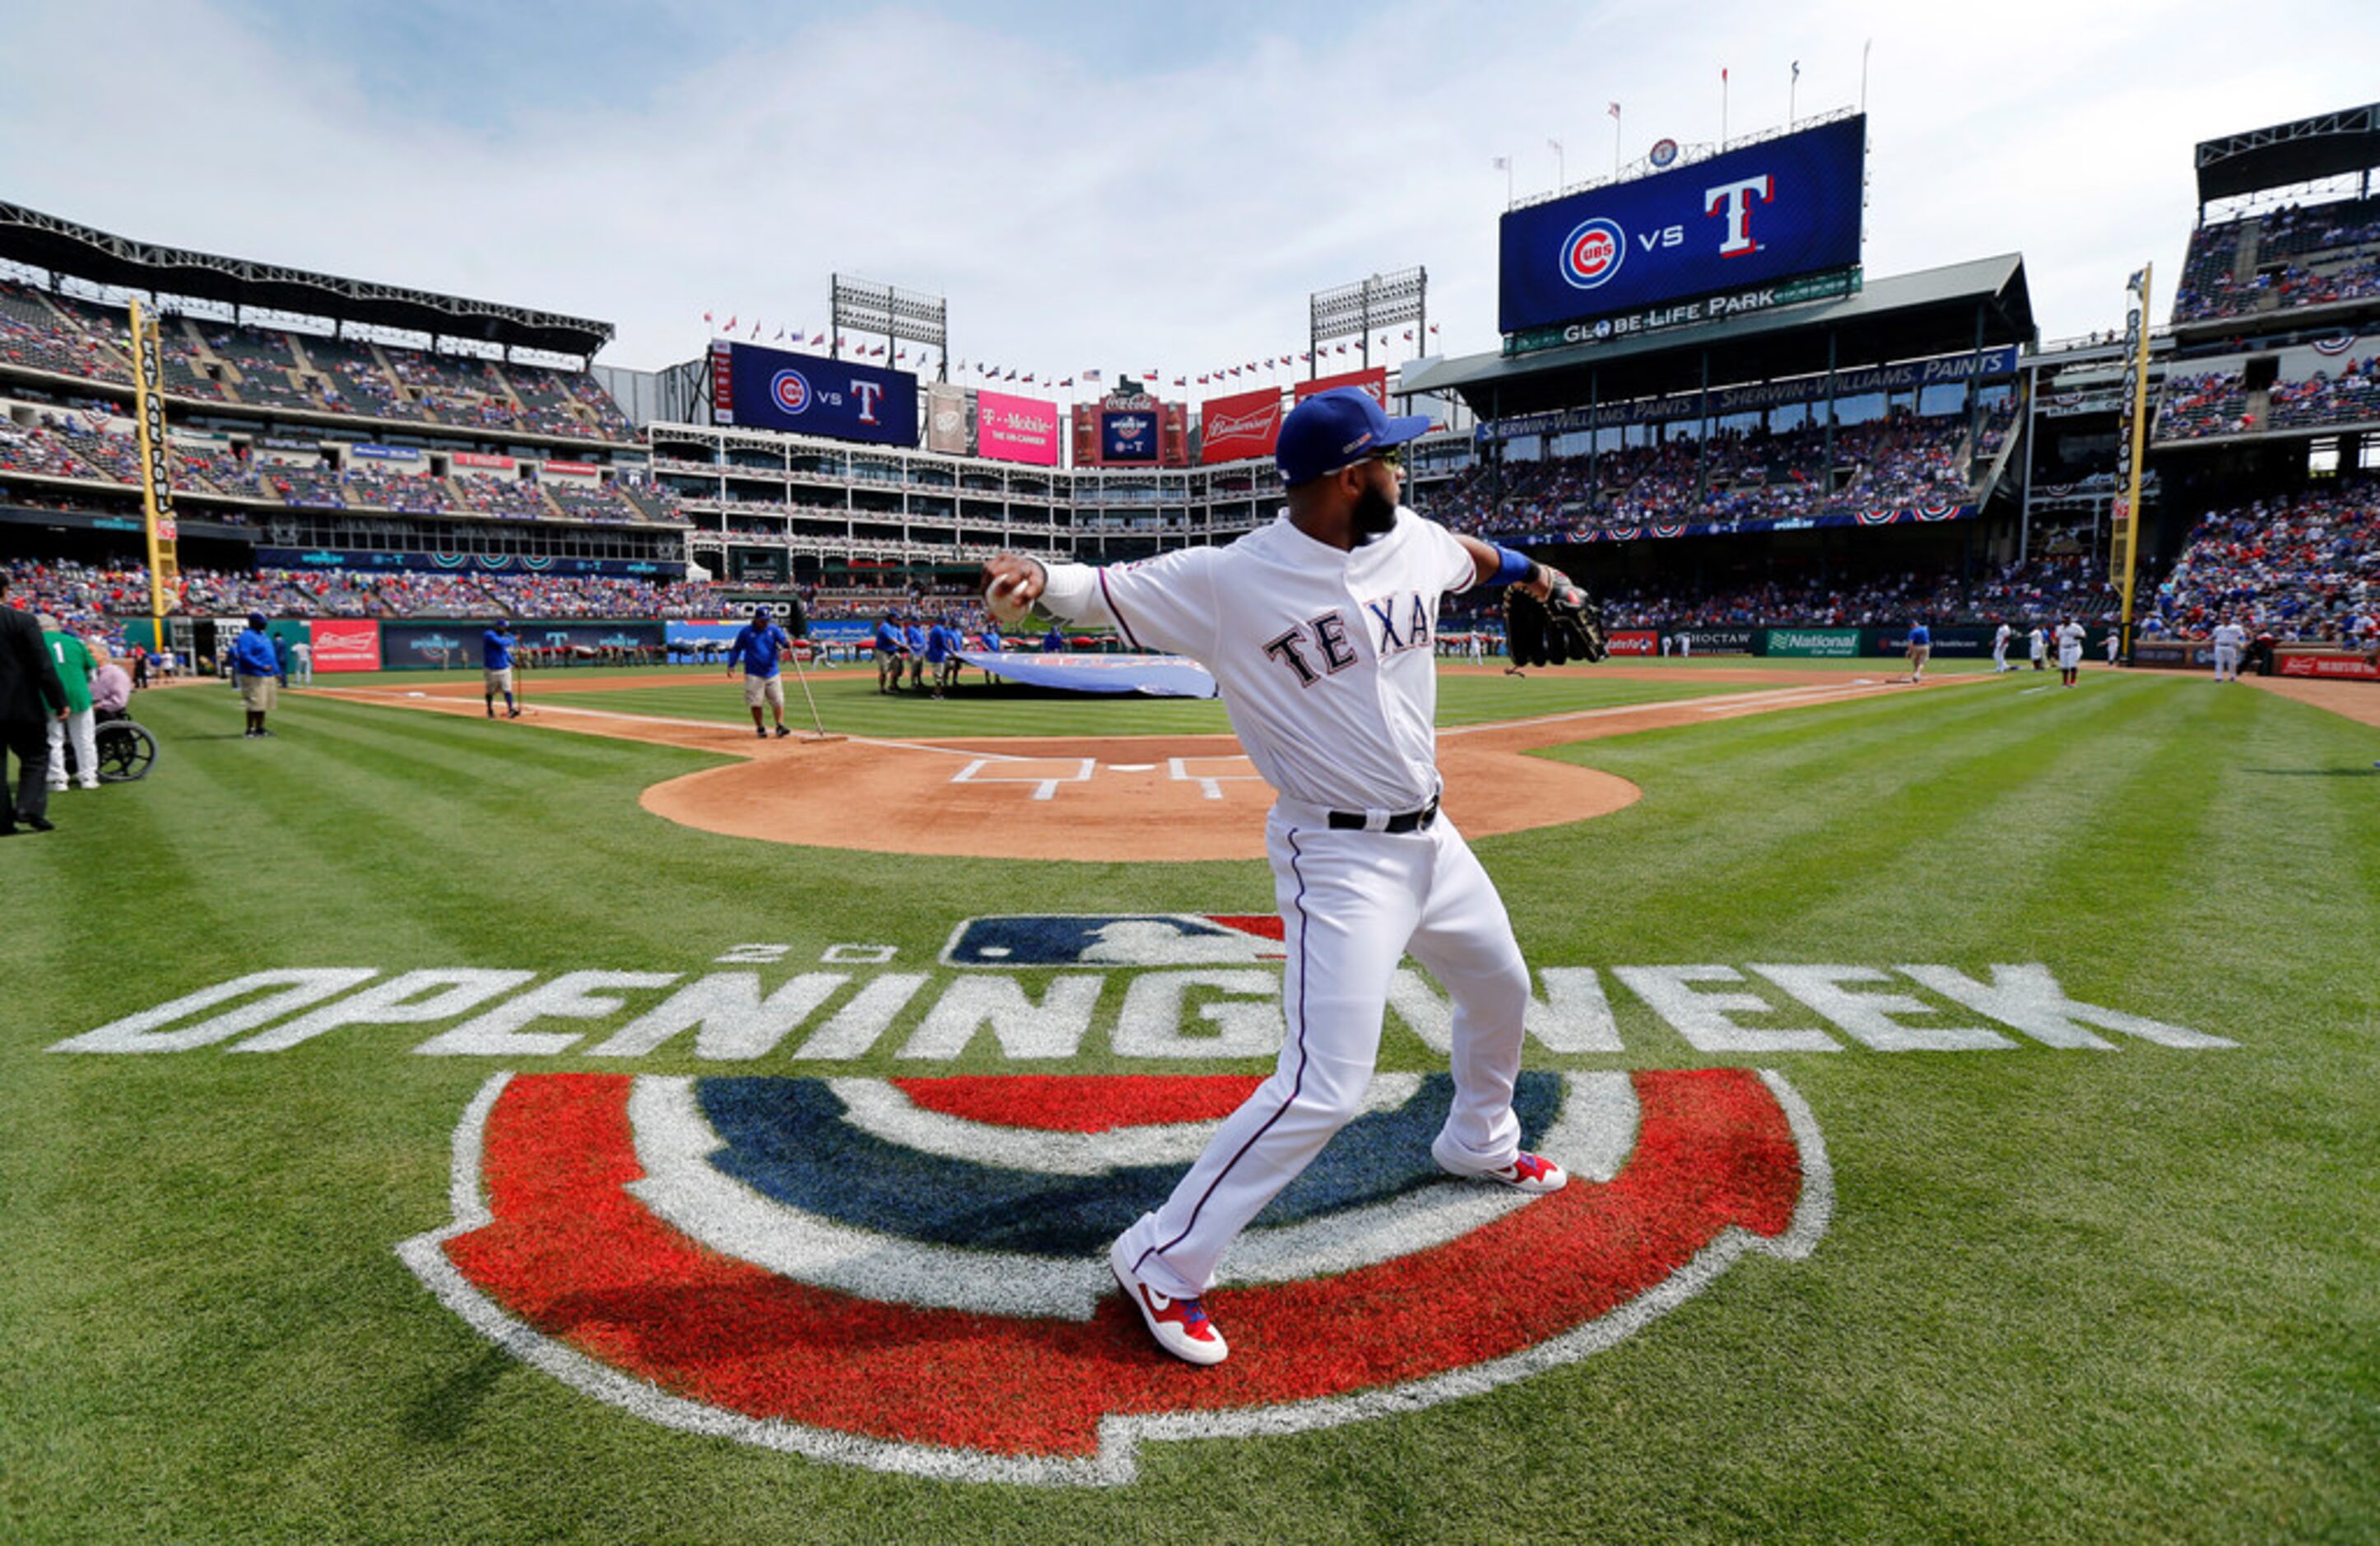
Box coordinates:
[1198,387,1285,464]
[1295,366,1389,407]
[976,389,1059,466]
[310,618,382,673]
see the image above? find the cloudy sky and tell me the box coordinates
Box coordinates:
[3,0,2373,396]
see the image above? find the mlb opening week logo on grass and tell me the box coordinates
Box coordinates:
[53,918,2234,1484]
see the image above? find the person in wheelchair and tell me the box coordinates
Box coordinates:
[63,653,156,785]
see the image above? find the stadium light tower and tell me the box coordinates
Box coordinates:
[1310,268,1427,377]
[829,274,949,382]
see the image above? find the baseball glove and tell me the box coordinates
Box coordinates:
[1504,586,1550,668]
[1505,574,1608,667]
[1542,577,1610,664]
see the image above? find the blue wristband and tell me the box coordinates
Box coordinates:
[1490,545,1535,587]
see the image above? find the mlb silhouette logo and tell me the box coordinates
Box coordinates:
[942,914,1289,967]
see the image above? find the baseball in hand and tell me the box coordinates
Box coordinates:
[986,575,1030,626]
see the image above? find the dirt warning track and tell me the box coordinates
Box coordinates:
[309,672,1968,861]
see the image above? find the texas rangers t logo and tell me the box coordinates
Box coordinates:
[400,1069,1830,1484]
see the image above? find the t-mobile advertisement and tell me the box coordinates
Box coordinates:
[1198,387,1285,464]
[976,390,1061,466]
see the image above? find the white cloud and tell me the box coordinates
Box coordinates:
[3,0,2374,396]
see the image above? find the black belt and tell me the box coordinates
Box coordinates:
[1328,797,1439,834]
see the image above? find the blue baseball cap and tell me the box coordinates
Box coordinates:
[752,603,772,619]
[1275,388,1430,487]
[247,612,268,627]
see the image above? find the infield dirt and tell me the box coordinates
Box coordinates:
[309,668,1978,859]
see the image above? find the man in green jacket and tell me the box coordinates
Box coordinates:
[40,615,98,792]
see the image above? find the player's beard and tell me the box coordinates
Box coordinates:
[1352,482,1398,538]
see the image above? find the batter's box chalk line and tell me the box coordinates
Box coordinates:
[1168,755,1261,801]
[951,757,1095,801]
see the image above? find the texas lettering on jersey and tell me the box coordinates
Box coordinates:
[1050,509,1475,813]
[1261,592,1434,687]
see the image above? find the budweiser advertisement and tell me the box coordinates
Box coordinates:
[976,390,1060,467]
[1198,388,1285,464]
[1295,366,1389,407]
[2278,650,2380,680]
[309,618,382,673]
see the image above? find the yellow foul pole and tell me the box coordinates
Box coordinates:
[128,297,181,647]
[2110,263,2153,657]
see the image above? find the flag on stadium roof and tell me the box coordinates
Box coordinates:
[811,333,825,346]
[1084,369,1102,381]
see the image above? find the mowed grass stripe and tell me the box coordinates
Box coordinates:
[518,667,1757,738]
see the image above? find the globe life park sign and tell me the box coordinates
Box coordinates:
[1504,268,1861,356]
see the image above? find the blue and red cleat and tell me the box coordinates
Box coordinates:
[1109,1238,1229,1366]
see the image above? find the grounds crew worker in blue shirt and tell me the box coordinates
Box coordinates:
[1042,622,1065,654]
[903,617,929,692]
[729,604,795,738]
[1904,618,1932,684]
[482,624,520,719]
[924,615,957,698]
[230,613,286,738]
[874,613,904,694]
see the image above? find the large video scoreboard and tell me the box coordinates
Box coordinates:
[1499,116,1865,348]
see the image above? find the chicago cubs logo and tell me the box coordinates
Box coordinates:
[399,1069,1829,1483]
[770,369,811,415]
[1560,217,1626,291]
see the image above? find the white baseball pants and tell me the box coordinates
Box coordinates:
[47,708,96,788]
[1116,803,1531,1298]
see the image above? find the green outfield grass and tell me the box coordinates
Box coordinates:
[3,669,2373,1543]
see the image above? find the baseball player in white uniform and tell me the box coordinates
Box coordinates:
[2056,617,2086,687]
[2028,624,2048,672]
[2210,618,2248,682]
[1992,622,2013,673]
[2103,628,2122,666]
[981,389,1573,1367]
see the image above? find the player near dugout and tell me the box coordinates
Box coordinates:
[980,388,1604,1368]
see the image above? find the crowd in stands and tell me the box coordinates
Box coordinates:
[1,557,732,625]
[0,278,637,441]
[1593,554,2120,631]
[2150,480,2378,641]
[1430,407,1979,542]
[2157,356,2380,440]
[0,416,681,523]
[2172,198,2380,323]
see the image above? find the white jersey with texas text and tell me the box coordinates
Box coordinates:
[1048,507,1473,813]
